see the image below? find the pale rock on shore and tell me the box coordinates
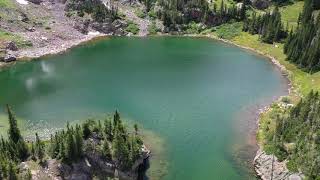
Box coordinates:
[254,149,304,180]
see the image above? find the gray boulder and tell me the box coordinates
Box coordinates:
[4,53,17,62]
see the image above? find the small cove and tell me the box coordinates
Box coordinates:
[0,37,289,179]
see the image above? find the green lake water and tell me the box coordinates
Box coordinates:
[0,37,288,180]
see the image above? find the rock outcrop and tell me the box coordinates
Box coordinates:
[254,149,304,180]
[3,52,17,62]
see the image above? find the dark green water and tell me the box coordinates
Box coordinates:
[0,37,288,179]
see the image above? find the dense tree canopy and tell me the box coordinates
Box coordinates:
[284,0,320,73]
[243,6,287,43]
[268,91,320,179]
[0,108,144,178]
[157,0,247,30]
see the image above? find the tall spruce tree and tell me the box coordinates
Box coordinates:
[6,105,21,143]
[35,133,44,162]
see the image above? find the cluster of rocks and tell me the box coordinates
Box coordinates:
[254,149,304,180]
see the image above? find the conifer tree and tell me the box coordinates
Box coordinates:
[75,125,83,158]
[30,142,35,160]
[35,133,44,163]
[102,140,112,160]
[8,162,17,180]
[66,130,76,162]
[82,122,91,139]
[113,110,120,126]
[6,105,21,143]
[134,124,139,135]
[104,119,113,141]
[284,0,320,72]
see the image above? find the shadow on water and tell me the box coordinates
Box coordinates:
[138,158,150,180]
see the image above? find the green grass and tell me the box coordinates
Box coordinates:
[210,0,235,10]
[0,29,32,48]
[256,103,282,151]
[213,22,243,40]
[184,22,203,34]
[125,21,139,35]
[0,0,15,8]
[135,8,146,18]
[148,22,158,35]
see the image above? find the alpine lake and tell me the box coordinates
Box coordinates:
[0,37,289,180]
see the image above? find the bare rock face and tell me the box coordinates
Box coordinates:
[252,0,270,10]
[6,41,18,51]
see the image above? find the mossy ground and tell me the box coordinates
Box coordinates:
[0,0,15,8]
[279,1,304,29]
[0,29,32,49]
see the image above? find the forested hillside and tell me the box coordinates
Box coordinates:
[260,91,320,179]
[243,6,287,44]
[0,106,148,179]
[284,0,320,73]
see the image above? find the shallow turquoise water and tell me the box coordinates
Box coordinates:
[0,37,288,179]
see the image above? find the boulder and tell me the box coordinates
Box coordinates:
[6,41,18,51]
[26,26,36,32]
[4,53,17,62]
[252,0,270,10]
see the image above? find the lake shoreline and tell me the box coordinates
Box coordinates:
[0,33,297,179]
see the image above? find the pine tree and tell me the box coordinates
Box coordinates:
[7,162,17,180]
[31,142,36,160]
[134,124,139,135]
[6,105,21,143]
[82,122,91,139]
[102,140,112,160]
[284,0,320,72]
[104,119,113,141]
[75,125,83,158]
[113,110,120,126]
[35,133,44,163]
